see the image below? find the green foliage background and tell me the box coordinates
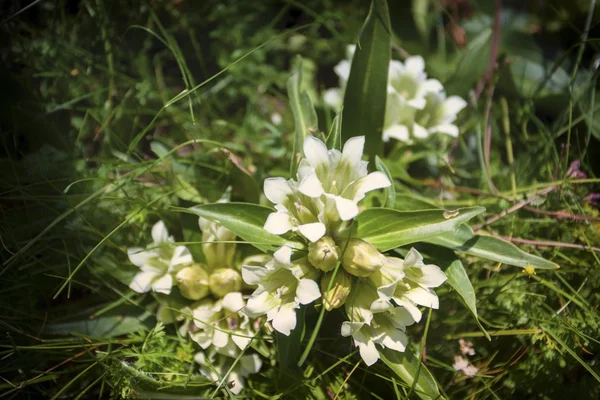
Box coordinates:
[1,0,599,398]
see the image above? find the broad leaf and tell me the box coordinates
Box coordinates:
[375,156,395,208]
[445,259,490,340]
[356,207,485,251]
[288,56,318,174]
[380,349,440,400]
[342,0,391,160]
[426,224,559,269]
[46,307,152,337]
[172,203,303,253]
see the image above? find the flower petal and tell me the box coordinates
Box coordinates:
[127,247,155,268]
[231,331,252,350]
[240,354,263,376]
[420,79,443,94]
[354,329,380,366]
[245,291,279,317]
[379,328,407,352]
[444,96,467,118]
[431,124,459,137]
[170,245,193,268]
[334,59,351,82]
[298,222,326,242]
[296,278,321,305]
[404,56,425,77]
[331,195,359,221]
[342,136,365,166]
[273,245,292,265]
[264,177,292,204]
[264,211,294,235]
[413,123,429,139]
[341,321,364,337]
[303,136,329,169]
[151,273,173,295]
[403,248,423,267]
[212,328,229,348]
[298,170,325,198]
[415,265,447,288]
[241,265,267,286]
[353,171,391,202]
[396,299,423,322]
[383,125,410,143]
[129,271,159,293]
[222,292,245,312]
[271,302,297,336]
[152,220,172,244]
[404,286,439,309]
[324,88,343,109]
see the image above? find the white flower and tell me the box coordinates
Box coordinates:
[384,90,467,142]
[241,246,321,335]
[263,136,390,242]
[187,292,254,358]
[324,45,466,144]
[194,352,262,395]
[342,281,416,366]
[377,248,447,323]
[128,221,193,295]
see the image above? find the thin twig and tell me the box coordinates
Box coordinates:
[523,206,600,222]
[473,185,557,231]
[497,235,600,253]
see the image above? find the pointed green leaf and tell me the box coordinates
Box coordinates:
[375,156,395,208]
[445,259,490,340]
[288,56,318,174]
[342,0,391,160]
[172,203,303,253]
[277,306,306,371]
[380,349,440,400]
[426,224,559,269]
[326,111,342,151]
[356,207,485,251]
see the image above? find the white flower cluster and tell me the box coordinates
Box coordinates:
[324,45,467,144]
[127,217,262,394]
[243,136,447,365]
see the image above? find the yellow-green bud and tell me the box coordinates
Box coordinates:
[176,265,210,300]
[342,239,386,277]
[308,236,340,272]
[320,270,352,311]
[209,268,242,298]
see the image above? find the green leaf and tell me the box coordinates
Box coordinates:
[288,55,318,174]
[46,307,153,337]
[277,306,306,371]
[380,349,440,400]
[173,174,205,203]
[342,0,391,160]
[375,156,395,208]
[412,0,430,43]
[172,203,303,253]
[445,259,490,340]
[356,207,485,252]
[326,111,342,151]
[444,28,491,97]
[222,148,260,204]
[426,224,559,269]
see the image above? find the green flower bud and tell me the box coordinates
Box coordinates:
[308,236,340,272]
[342,239,386,277]
[209,268,242,298]
[321,270,352,311]
[176,265,210,300]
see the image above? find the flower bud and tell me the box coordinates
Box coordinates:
[176,265,210,300]
[209,268,242,298]
[308,236,340,272]
[320,270,352,311]
[342,239,386,277]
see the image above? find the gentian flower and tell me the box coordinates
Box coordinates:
[128,220,193,295]
[242,246,321,335]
